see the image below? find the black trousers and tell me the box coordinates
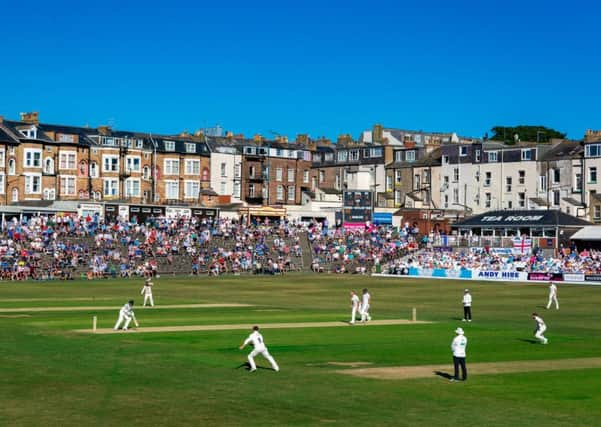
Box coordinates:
[453,356,467,380]
[463,306,472,320]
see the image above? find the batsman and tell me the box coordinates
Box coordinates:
[113,300,139,331]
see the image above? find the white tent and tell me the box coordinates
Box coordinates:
[570,226,601,241]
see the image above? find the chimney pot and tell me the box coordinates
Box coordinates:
[20,111,40,124]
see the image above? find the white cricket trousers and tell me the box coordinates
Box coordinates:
[360,304,371,322]
[535,325,547,343]
[351,305,359,323]
[547,295,558,310]
[114,314,132,330]
[248,348,279,371]
[144,294,154,307]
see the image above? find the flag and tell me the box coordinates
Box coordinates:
[512,237,532,254]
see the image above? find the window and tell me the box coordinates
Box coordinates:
[202,168,209,181]
[276,185,284,200]
[459,146,468,157]
[288,185,295,201]
[453,188,459,204]
[521,149,532,161]
[507,201,513,209]
[103,179,119,197]
[303,170,309,183]
[220,162,227,177]
[396,151,404,162]
[386,175,392,191]
[164,159,180,175]
[184,181,200,199]
[12,188,18,202]
[518,192,526,208]
[406,151,416,162]
[488,152,498,162]
[24,149,42,168]
[589,167,597,183]
[518,170,525,185]
[60,176,76,195]
[165,181,179,199]
[337,151,348,162]
[125,179,140,197]
[575,173,582,193]
[553,190,560,206]
[585,144,601,157]
[78,161,87,177]
[395,170,402,183]
[248,184,255,198]
[185,159,199,175]
[185,143,196,153]
[443,175,450,186]
[59,152,76,170]
[485,193,492,208]
[135,139,144,149]
[44,158,54,174]
[414,174,421,190]
[8,159,15,175]
[444,194,449,209]
[103,155,119,172]
[506,176,512,193]
[125,156,141,173]
[24,174,41,194]
[234,164,241,178]
[553,168,561,184]
[335,174,341,190]
[220,182,226,194]
[595,206,601,220]
[319,170,325,183]
[20,127,37,139]
[0,174,4,194]
[143,166,151,180]
[0,149,4,166]
[453,168,459,182]
[287,168,295,182]
[249,166,256,178]
[365,147,382,158]
[276,168,283,181]
[43,188,55,200]
[539,175,547,192]
[474,150,481,162]
[164,141,175,151]
[89,162,99,178]
[442,155,449,164]
[233,182,240,198]
[484,172,492,187]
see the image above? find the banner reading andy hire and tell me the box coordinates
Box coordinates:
[474,270,528,281]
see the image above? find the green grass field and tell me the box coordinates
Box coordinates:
[1,274,601,426]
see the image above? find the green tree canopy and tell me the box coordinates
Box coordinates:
[489,126,566,144]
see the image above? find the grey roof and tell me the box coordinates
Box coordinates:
[562,197,585,207]
[529,197,549,207]
[539,140,583,161]
[386,147,442,169]
[320,187,341,195]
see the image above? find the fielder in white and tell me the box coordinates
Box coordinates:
[141,278,154,307]
[114,300,139,331]
[532,312,548,344]
[239,326,279,372]
[360,288,371,323]
[350,290,361,324]
[546,282,559,310]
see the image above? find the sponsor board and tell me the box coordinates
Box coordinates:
[527,272,564,281]
[585,274,601,282]
[564,273,585,282]
[474,270,528,281]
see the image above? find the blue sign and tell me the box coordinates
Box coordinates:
[373,212,392,225]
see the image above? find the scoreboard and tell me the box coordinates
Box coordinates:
[343,190,373,224]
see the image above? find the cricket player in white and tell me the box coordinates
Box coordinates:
[350,290,361,324]
[141,278,154,307]
[239,326,279,372]
[451,327,468,381]
[462,289,472,322]
[114,300,138,331]
[360,288,371,323]
[532,312,548,344]
[546,282,559,310]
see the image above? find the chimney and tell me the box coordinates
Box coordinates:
[97,125,112,135]
[337,134,353,146]
[194,129,204,137]
[0,115,3,124]
[20,111,39,124]
[296,134,309,146]
[226,131,234,139]
[180,129,189,137]
[253,134,263,142]
[373,123,383,143]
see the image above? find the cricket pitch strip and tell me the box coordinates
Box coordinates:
[77,319,432,334]
[338,357,601,380]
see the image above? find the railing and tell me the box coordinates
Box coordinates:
[430,235,556,250]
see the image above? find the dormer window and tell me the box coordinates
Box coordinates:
[185,143,196,153]
[135,139,144,149]
[20,127,37,139]
[165,141,175,151]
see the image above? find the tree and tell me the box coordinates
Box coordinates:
[490,126,566,145]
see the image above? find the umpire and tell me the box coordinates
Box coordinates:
[451,327,468,381]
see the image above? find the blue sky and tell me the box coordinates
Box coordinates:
[1,0,599,140]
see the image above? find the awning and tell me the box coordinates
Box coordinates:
[452,209,591,228]
[570,226,601,240]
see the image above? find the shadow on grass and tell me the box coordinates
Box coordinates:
[518,338,538,344]
[434,371,453,379]
[235,362,275,372]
